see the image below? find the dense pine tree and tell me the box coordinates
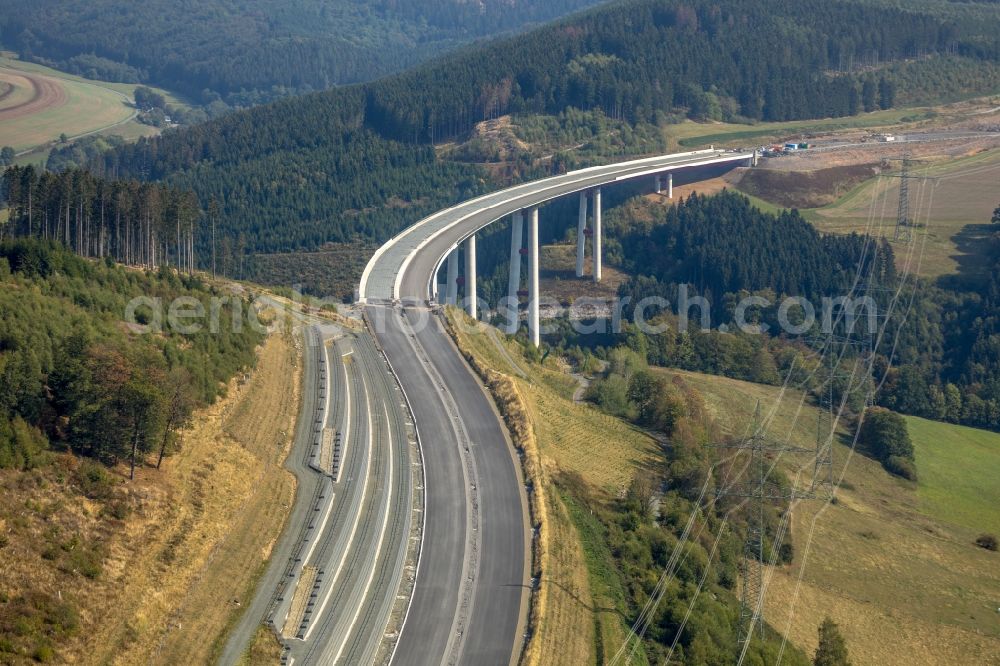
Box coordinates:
[814,618,852,666]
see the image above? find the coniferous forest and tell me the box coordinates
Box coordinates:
[1,167,200,271]
[54,0,998,262]
[0,238,263,471]
[0,0,609,102]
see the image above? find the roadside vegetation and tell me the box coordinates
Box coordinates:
[650,367,1000,665]
[446,308,813,665]
[0,236,281,662]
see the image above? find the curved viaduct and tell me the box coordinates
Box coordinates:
[358,149,753,666]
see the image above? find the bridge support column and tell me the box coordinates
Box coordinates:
[575,191,587,278]
[446,248,459,305]
[465,234,477,318]
[528,207,540,347]
[507,212,524,333]
[654,175,662,194]
[667,172,673,199]
[592,187,602,283]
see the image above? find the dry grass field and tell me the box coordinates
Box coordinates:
[446,311,655,664]
[796,147,1000,279]
[656,368,1000,665]
[540,243,629,305]
[0,328,302,665]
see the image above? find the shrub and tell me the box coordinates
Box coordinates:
[860,408,915,461]
[860,408,917,479]
[32,643,55,662]
[65,545,103,579]
[975,533,998,551]
[884,455,918,481]
[74,460,116,500]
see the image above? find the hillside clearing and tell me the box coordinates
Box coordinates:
[665,107,921,150]
[796,147,1000,279]
[656,368,1000,665]
[906,415,1000,537]
[2,327,301,665]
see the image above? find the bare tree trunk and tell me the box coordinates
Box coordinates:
[130,427,139,481]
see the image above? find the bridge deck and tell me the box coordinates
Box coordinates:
[358,149,753,303]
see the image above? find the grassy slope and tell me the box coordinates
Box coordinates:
[664,107,921,150]
[0,324,301,664]
[0,55,178,154]
[447,311,654,665]
[799,147,1000,279]
[906,415,1000,536]
[656,368,1000,665]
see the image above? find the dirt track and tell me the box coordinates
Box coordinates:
[0,70,67,121]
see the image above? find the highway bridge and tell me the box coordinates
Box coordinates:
[356,150,754,665]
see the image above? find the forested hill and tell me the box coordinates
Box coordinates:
[0,0,608,102]
[0,238,263,472]
[73,0,1000,256]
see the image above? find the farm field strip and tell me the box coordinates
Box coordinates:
[0,56,183,154]
[801,147,1000,277]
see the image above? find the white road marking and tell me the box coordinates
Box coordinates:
[329,400,396,664]
[301,487,335,567]
[303,369,373,641]
[334,344,352,482]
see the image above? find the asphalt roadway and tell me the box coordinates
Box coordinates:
[367,304,530,666]
[355,152,762,666]
[219,322,416,666]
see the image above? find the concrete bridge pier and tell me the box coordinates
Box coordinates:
[575,191,587,278]
[528,207,540,347]
[654,175,662,194]
[507,211,524,333]
[667,172,673,199]
[592,187,602,283]
[465,234,477,318]
[446,248,459,305]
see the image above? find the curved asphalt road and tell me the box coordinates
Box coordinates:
[358,151,752,666]
[369,305,529,666]
[359,149,753,303]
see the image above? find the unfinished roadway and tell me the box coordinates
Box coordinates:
[220,317,420,666]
